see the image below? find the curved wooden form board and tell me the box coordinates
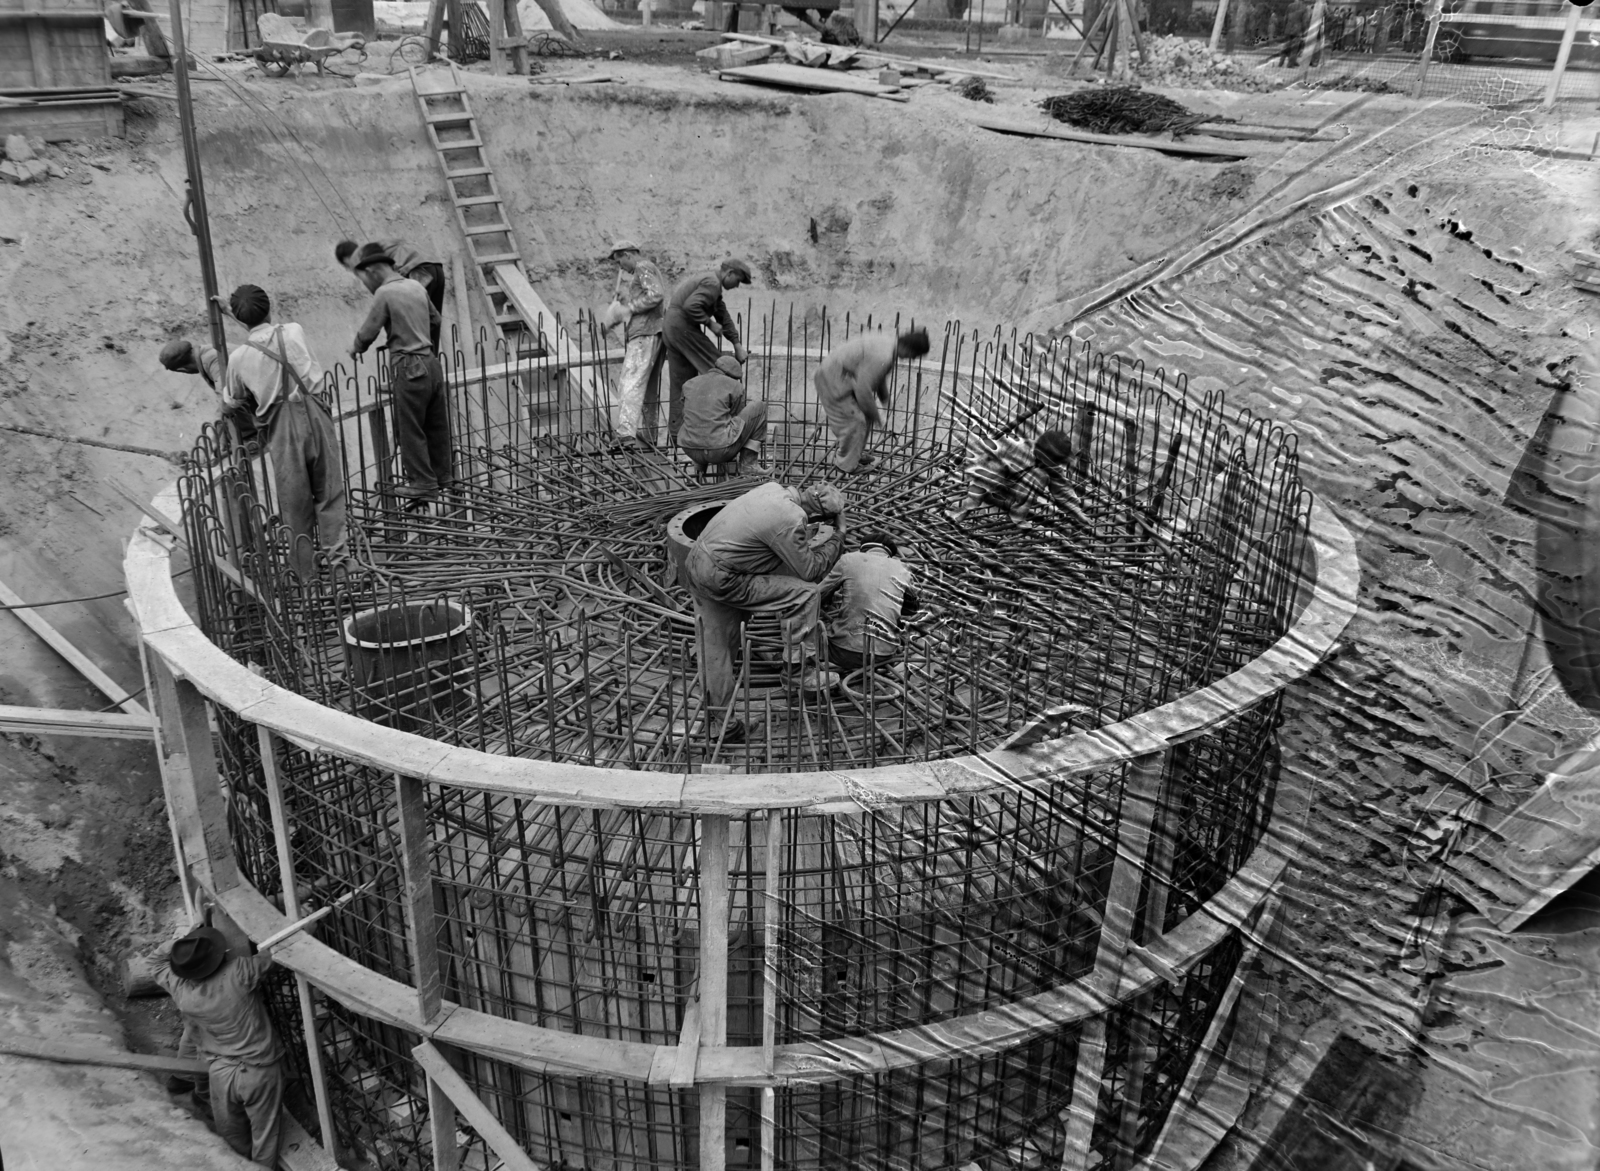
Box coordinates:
[124,483,1360,815]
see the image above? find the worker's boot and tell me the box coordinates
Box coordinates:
[165,1075,195,1094]
[797,666,840,693]
[738,448,766,476]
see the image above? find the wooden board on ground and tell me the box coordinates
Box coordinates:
[278,1111,339,1171]
[718,31,1018,80]
[0,703,154,740]
[0,1034,206,1076]
[971,115,1257,159]
[0,578,148,715]
[1447,747,1600,931]
[719,62,907,100]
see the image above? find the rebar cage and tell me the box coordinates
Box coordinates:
[158,300,1331,1171]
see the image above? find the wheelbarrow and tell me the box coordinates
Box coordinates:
[253,12,368,76]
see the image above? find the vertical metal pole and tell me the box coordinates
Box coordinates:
[257,726,338,1162]
[1207,0,1229,51]
[1543,1,1584,110]
[167,0,228,375]
[699,815,731,1171]
[760,809,782,1171]
[1059,750,1167,1171]
[1411,0,1442,99]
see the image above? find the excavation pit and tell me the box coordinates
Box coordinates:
[132,304,1356,1171]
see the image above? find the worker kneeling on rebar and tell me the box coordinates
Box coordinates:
[818,531,920,673]
[685,481,847,717]
[679,355,768,476]
[157,925,284,1167]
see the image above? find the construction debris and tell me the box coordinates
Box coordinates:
[819,11,860,45]
[958,75,995,103]
[720,61,909,101]
[1039,86,1216,137]
[975,114,1253,159]
[1131,34,1282,92]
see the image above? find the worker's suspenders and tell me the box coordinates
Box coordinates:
[239,327,324,432]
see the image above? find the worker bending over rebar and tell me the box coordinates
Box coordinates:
[815,326,931,473]
[818,532,919,672]
[685,481,847,722]
[157,925,284,1167]
[950,428,1085,526]
[662,259,753,454]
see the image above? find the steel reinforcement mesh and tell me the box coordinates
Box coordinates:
[181,304,1310,1170]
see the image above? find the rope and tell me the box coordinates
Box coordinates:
[0,422,182,463]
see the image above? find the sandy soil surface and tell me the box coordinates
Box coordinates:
[3,37,1600,1169]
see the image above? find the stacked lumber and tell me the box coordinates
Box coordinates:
[711,30,1016,100]
[1573,250,1600,296]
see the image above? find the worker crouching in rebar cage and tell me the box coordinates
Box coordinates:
[164,301,1327,1171]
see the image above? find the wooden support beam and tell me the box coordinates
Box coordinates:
[259,726,339,1163]
[0,578,146,715]
[413,1040,541,1171]
[0,703,154,740]
[396,772,445,1024]
[699,814,731,1171]
[491,263,607,421]
[428,1071,462,1171]
[145,649,238,895]
[1059,751,1166,1171]
[0,1034,207,1076]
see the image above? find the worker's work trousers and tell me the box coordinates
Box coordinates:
[682,402,769,469]
[411,261,447,353]
[210,1058,284,1167]
[686,544,822,708]
[616,333,664,441]
[390,351,450,492]
[662,308,726,446]
[822,392,872,472]
[263,396,347,580]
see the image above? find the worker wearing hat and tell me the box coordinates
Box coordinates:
[678,354,768,476]
[348,241,449,507]
[159,337,260,451]
[817,532,920,672]
[599,239,667,446]
[335,238,445,351]
[156,924,283,1167]
[685,480,848,715]
[661,258,753,454]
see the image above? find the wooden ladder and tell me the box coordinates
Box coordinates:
[409,63,607,420]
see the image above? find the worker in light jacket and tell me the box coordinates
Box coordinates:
[814,327,931,473]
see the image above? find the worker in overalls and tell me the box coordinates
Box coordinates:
[220,284,348,579]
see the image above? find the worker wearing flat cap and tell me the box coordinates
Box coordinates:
[685,481,847,714]
[348,242,448,507]
[661,258,753,454]
[157,924,283,1167]
[159,336,260,451]
[214,284,349,580]
[335,238,445,351]
[600,240,668,446]
[678,355,769,476]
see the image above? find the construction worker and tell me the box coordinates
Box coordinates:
[679,355,768,476]
[814,327,932,473]
[156,924,284,1167]
[337,238,446,352]
[662,259,753,451]
[600,240,667,446]
[685,481,847,712]
[818,532,920,672]
[159,337,258,451]
[212,285,348,579]
[348,242,449,507]
[949,429,1085,526]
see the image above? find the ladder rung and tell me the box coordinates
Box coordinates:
[453,194,501,207]
[420,88,465,98]
[474,252,521,265]
[426,111,472,124]
[463,223,511,236]
[439,138,484,150]
[446,166,493,179]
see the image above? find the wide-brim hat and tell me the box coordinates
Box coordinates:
[608,239,641,256]
[351,241,395,271]
[169,925,229,981]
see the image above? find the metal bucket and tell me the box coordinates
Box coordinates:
[342,599,473,732]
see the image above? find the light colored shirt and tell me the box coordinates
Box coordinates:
[820,549,916,656]
[679,370,747,451]
[622,259,666,341]
[223,323,322,424]
[814,334,898,426]
[691,481,842,582]
[156,951,282,1067]
[354,274,438,357]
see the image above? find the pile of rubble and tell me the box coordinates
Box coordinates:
[1128,34,1284,92]
[1,136,60,186]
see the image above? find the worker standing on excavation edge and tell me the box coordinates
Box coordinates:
[815,327,932,473]
[685,481,847,723]
[337,238,447,352]
[216,284,348,578]
[157,924,284,1167]
[661,259,753,451]
[348,242,449,507]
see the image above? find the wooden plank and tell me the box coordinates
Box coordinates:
[717,31,1019,79]
[428,1072,461,1171]
[972,115,1255,159]
[719,61,907,99]
[0,1034,207,1076]
[413,1040,543,1171]
[0,577,147,715]
[0,703,154,740]
[491,263,605,419]
[277,1111,340,1171]
[396,772,445,1023]
[699,815,731,1171]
